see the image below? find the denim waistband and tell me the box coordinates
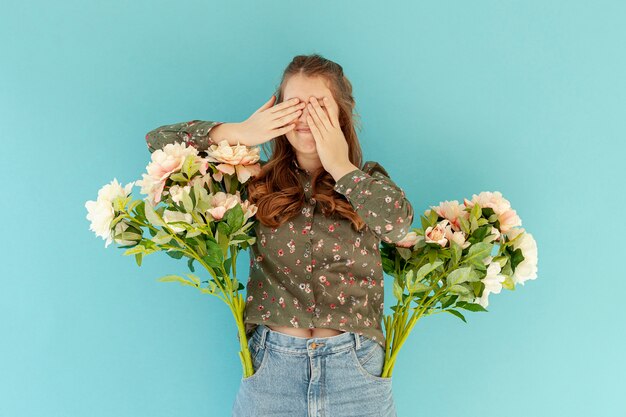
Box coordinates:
[251,324,364,356]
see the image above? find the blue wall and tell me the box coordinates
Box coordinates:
[1,0,624,416]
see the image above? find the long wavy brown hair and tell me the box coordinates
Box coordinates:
[246,53,367,232]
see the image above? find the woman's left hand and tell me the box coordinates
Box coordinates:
[306,96,358,180]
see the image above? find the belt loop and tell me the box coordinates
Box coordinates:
[354,332,361,350]
[259,324,268,348]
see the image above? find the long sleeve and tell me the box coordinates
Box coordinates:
[145,120,225,153]
[333,160,414,244]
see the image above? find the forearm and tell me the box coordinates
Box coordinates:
[208,122,248,146]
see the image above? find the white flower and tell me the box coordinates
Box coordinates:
[162,210,193,234]
[475,261,506,308]
[506,227,538,286]
[85,178,135,247]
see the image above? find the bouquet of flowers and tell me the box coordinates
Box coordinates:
[85,140,262,378]
[379,192,538,378]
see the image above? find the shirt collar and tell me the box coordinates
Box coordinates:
[292,158,312,175]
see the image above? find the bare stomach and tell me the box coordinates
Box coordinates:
[268,325,344,338]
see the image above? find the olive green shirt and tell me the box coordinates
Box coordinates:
[145,120,414,349]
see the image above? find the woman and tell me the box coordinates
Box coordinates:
[145,54,413,417]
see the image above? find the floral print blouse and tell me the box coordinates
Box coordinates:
[145,120,414,349]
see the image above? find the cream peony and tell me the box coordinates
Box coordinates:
[450,230,471,249]
[85,178,136,248]
[424,219,454,247]
[506,227,538,285]
[463,191,522,233]
[204,190,258,222]
[240,198,259,223]
[205,140,262,184]
[475,260,506,308]
[206,191,241,220]
[168,184,191,204]
[396,231,420,248]
[136,142,208,206]
[426,200,470,232]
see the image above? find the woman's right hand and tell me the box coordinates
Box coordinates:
[237,95,306,146]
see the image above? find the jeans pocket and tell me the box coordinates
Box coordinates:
[242,338,270,383]
[350,338,392,384]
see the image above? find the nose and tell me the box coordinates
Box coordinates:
[296,105,310,125]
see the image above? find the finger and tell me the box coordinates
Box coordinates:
[323,96,341,128]
[269,97,301,113]
[274,122,297,137]
[308,97,333,131]
[271,108,303,129]
[306,114,323,142]
[270,101,306,125]
[307,101,329,133]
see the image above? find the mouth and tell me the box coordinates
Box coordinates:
[296,129,311,133]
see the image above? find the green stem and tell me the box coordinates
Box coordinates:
[131,208,254,377]
[382,284,447,378]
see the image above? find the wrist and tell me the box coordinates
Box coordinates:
[210,122,249,146]
[330,163,359,182]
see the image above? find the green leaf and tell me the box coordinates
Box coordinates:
[427,250,437,264]
[412,282,430,293]
[456,301,488,312]
[134,253,143,267]
[123,245,146,256]
[217,220,231,238]
[509,248,525,273]
[397,247,412,260]
[420,214,433,230]
[459,216,470,235]
[440,294,458,309]
[392,280,403,301]
[186,273,201,285]
[144,202,166,227]
[415,260,444,281]
[225,204,244,232]
[151,229,172,245]
[446,267,472,286]
[445,309,467,323]
[472,225,492,242]
[462,242,492,266]
[157,274,198,288]
[182,191,194,213]
[165,250,185,260]
[427,209,439,224]
[448,284,472,295]
[170,172,187,182]
[450,241,462,266]
[115,231,142,241]
[470,202,481,221]
[470,216,479,232]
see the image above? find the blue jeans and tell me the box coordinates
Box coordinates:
[232,324,397,417]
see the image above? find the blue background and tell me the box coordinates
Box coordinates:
[1,0,624,416]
